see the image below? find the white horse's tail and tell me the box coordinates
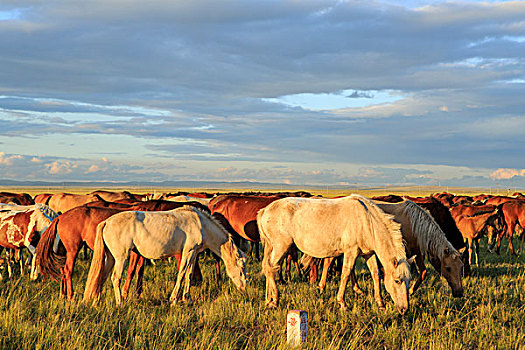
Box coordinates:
[257,208,279,277]
[83,221,108,303]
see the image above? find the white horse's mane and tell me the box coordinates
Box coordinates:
[180,205,242,258]
[348,195,406,262]
[400,200,458,261]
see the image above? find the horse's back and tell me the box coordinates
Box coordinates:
[258,196,373,257]
[101,208,201,259]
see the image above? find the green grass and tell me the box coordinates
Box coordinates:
[1,238,524,349]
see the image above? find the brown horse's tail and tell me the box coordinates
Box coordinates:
[35,217,65,281]
[83,221,109,303]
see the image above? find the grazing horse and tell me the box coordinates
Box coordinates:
[0,203,58,279]
[491,201,525,255]
[258,195,412,314]
[36,201,210,299]
[374,200,464,297]
[47,193,104,214]
[453,212,502,266]
[372,196,470,275]
[83,206,246,306]
[308,200,464,301]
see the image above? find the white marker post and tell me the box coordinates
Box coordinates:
[286,310,308,346]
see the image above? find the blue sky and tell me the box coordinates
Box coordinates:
[1,0,524,187]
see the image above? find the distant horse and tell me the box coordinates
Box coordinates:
[83,206,246,306]
[89,190,137,202]
[0,203,58,279]
[453,212,503,266]
[47,193,104,214]
[257,195,412,314]
[0,192,34,206]
[491,201,525,255]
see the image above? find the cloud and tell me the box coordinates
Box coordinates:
[0,1,524,186]
[490,168,525,180]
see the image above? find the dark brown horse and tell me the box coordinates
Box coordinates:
[0,192,34,205]
[209,194,302,279]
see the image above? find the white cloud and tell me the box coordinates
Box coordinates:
[490,168,525,180]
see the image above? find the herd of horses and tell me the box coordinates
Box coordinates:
[0,189,523,315]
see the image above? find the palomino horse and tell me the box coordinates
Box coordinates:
[83,206,246,306]
[0,203,58,279]
[305,200,464,305]
[257,195,412,314]
[36,201,211,299]
[491,201,525,255]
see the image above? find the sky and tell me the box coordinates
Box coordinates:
[0,0,524,188]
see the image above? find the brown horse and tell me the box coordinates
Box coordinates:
[0,192,34,205]
[453,211,503,266]
[89,190,138,202]
[34,193,53,205]
[47,193,104,214]
[208,194,302,279]
[491,201,525,255]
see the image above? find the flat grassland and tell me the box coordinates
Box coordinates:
[0,187,524,349]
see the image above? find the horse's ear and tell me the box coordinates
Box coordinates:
[392,258,398,268]
[407,255,417,265]
[444,246,450,255]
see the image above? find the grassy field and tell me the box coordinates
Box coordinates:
[1,187,524,349]
[0,238,524,349]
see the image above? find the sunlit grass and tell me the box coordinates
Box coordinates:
[0,238,523,349]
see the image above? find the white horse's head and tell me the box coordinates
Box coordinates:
[221,239,247,291]
[384,257,413,314]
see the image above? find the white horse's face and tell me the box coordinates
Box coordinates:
[226,255,247,291]
[441,251,464,297]
[223,242,247,291]
[384,260,411,314]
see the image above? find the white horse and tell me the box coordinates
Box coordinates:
[83,206,246,306]
[0,203,59,280]
[257,195,413,314]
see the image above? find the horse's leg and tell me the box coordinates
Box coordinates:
[255,242,260,261]
[409,254,427,296]
[349,267,364,296]
[169,248,195,306]
[62,250,79,300]
[181,251,198,304]
[111,254,129,307]
[263,240,290,308]
[122,252,139,300]
[467,238,474,266]
[211,252,220,282]
[135,256,145,295]
[508,229,516,256]
[6,249,13,278]
[309,261,318,284]
[336,249,359,311]
[318,257,334,292]
[365,255,384,310]
[474,239,480,266]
